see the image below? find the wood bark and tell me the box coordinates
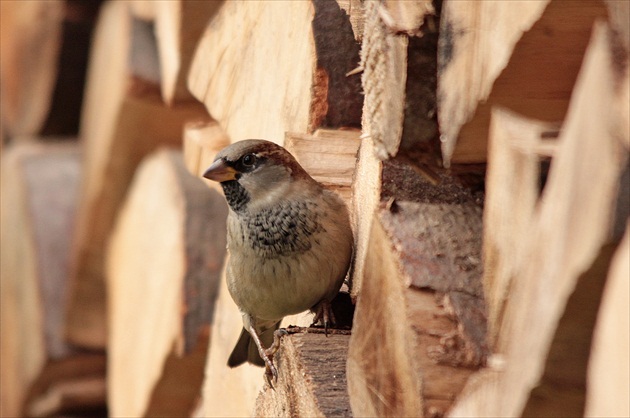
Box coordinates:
[66,0,208,349]
[255,331,352,417]
[347,156,487,417]
[188,0,362,145]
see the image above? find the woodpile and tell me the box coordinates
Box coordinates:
[107,149,227,417]
[1,1,627,417]
[0,141,106,417]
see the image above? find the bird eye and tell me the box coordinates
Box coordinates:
[241,154,257,167]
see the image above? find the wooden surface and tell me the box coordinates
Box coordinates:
[349,134,382,299]
[0,0,63,137]
[438,0,607,165]
[585,224,630,417]
[359,0,408,160]
[381,0,434,35]
[129,0,222,104]
[483,110,558,344]
[255,330,352,417]
[188,0,362,146]
[358,0,439,157]
[284,129,361,207]
[0,141,105,417]
[183,118,234,193]
[24,355,106,417]
[450,21,629,416]
[107,149,227,417]
[68,89,207,349]
[66,0,208,349]
[336,0,365,41]
[347,156,487,417]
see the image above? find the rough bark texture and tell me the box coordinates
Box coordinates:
[255,330,352,417]
[348,155,487,417]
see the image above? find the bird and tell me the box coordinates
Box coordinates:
[202,139,353,384]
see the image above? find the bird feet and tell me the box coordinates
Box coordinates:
[262,329,288,388]
[311,299,336,336]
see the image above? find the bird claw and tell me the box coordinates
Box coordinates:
[311,300,336,336]
[262,329,288,389]
[264,329,289,358]
[264,361,279,389]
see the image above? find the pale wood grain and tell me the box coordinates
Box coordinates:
[0,141,100,417]
[188,0,362,146]
[450,21,628,416]
[438,0,607,165]
[129,0,222,104]
[0,0,63,137]
[67,1,208,349]
[107,149,227,417]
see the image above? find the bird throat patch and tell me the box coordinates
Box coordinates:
[221,180,250,212]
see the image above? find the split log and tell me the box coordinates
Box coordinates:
[482,111,559,343]
[359,0,438,160]
[450,21,629,416]
[40,0,102,137]
[107,149,227,417]
[284,129,361,207]
[0,0,63,137]
[188,0,362,145]
[351,0,438,297]
[66,0,208,349]
[129,0,222,104]
[254,330,352,417]
[347,156,488,417]
[349,135,382,299]
[0,141,106,417]
[24,354,106,418]
[585,223,630,417]
[438,0,608,165]
[335,0,365,41]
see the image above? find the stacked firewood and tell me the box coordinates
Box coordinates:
[1,1,627,417]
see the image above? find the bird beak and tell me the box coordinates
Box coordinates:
[203,159,238,182]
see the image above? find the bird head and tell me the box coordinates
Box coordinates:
[203,139,314,213]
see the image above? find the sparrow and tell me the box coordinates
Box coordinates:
[203,139,353,383]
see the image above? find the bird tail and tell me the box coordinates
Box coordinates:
[227,322,281,368]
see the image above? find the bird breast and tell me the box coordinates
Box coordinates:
[226,193,352,321]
